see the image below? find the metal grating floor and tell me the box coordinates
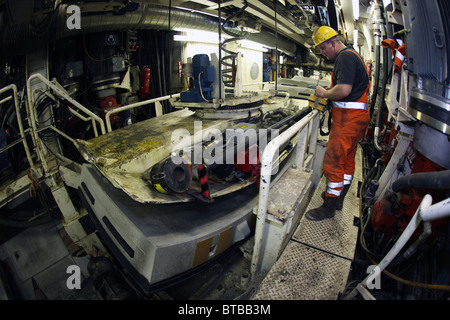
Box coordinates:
[252,147,362,300]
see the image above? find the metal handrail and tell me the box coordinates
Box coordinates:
[105,93,181,132]
[26,74,106,137]
[25,74,107,173]
[251,108,319,275]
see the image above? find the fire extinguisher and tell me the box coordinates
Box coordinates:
[366,61,372,75]
[140,67,150,99]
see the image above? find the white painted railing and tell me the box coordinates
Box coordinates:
[105,93,180,132]
[26,74,106,137]
[251,108,320,275]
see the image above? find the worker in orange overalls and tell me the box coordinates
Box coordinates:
[306,26,370,221]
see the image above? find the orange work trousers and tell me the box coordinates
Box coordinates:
[323,107,370,197]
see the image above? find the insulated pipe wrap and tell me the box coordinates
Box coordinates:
[2,4,298,57]
[392,170,450,192]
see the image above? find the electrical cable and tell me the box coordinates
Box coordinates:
[365,253,450,292]
[198,72,211,103]
[220,1,248,91]
[82,35,114,62]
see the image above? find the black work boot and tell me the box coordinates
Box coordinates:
[336,184,351,210]
[321,184,351,211]
[306,196,339,221]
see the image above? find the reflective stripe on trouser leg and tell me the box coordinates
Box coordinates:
[326,181,344,197]
[344,174,353,185]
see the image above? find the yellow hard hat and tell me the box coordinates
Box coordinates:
[312,26,338,47]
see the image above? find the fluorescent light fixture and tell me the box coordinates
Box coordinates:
[173,29,231,44]
[239,40,269,52]
[173,29,267,52]
[174,34,220,44]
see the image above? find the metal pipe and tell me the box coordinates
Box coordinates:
[218,0,222,104]
[421,197,450,222]
[26,76,49,172]
[402,221,432,260]
[374,45,389,152]
[372,0,385,151]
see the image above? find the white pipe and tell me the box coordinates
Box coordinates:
[347,194,450,300]
[250,109,318,275]
[374,134,411,202]
[364,194,433,288]
[374,126,383,151]
[421,197,450,222]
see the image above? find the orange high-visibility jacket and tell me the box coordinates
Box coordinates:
[382,38,406,72]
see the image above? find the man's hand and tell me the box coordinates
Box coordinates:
[315,84,352,100]
[315,86,328,98]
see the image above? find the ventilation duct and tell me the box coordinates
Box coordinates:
[1,3,298,58]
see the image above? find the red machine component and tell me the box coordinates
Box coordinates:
[366,61,372,75]
[140,67,151,99]
[371,189,423,238]
[234,145,261,185]
[371,151,449,240]
[99,94,121,122]
[381,122,397,165]
[178,61,183,78]
[410,151,444,174]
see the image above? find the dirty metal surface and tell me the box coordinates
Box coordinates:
[251,147,362,300]
[251,241,352,300]
[74,109,246,203]
[266,167,312,224]
[76,109,229,172]
[171,91,272,109]
[292,176,360,260]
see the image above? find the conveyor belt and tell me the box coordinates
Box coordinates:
[252,147,362,300]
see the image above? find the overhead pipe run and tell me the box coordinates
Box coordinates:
[1,3,298,58]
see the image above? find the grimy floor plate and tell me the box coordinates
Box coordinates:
[252,148,362,300]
